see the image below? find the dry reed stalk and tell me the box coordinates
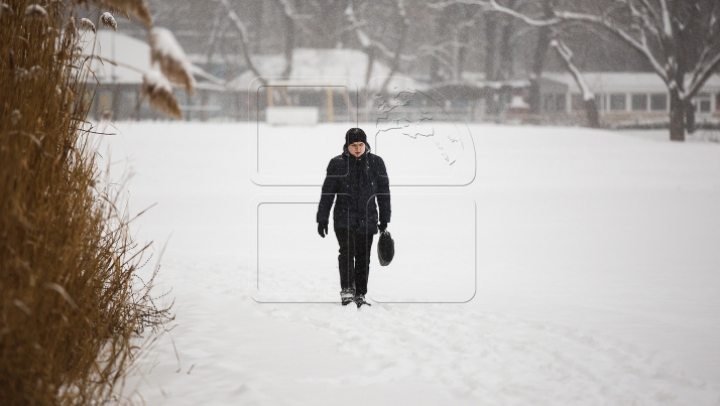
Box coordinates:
[148,27,196,95]
[23,3,46,19]
[1,0,172,404]
[79,17,96,33]
[141,69,183,118]
[100,11,117,31]
[102,0,152,27]
[1,3,11,19]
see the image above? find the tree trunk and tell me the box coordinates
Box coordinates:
[430,7,450,83]
[528,79,541,117]
[457,29,469,79]
[274,0,294,80]
[380,1,409,95]
[484,12,499,116]
[250,1,263,53]
[669,90,686,141]
[497,0,518,81]
[497,22,514,81]
[685,100,696,134]
[281,16,294,80]
[528,0,554,117]
[484,12,497,82]
[584,98,600,128]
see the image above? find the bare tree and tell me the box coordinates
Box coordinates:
[270,0,325,80]
[479,0,720,141]
[217,0,267,85]
[482,0,523,115]
[344,0,412,91]
[273,0,296,79]
[484,0,523,81]
[344,1,378,84]
[496,3,519,81]
[527,0,554,117]
[379,0,410,93]
[308,0,353,48]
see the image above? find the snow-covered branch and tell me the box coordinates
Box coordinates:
[689,2,720,90]
[344,3,373,50]
[623,0,660,38]
[437,0,718,140]
[550,39,592,100]
[276,0,298,19]
[686,51,720,100]
[550,38,599,128]
[344,1,417,64]
[486,0,560,27]
[639,0,660,24]
[475,0,670,83]
[206,11,222,61]
[380,0,410,93]
[657,0,673,38]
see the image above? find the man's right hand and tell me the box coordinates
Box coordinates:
[318,222,328,238]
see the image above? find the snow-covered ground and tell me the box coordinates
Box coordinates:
[101,123,720,405]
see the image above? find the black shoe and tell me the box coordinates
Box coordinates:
[341,289,354,306]
[354,295,371,308]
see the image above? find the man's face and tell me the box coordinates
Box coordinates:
[349,142,365,158]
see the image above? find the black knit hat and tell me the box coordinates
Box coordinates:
[345,128,367,146]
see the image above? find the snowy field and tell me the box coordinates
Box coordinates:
[100,122,720,405]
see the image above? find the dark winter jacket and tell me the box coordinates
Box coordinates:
[317,146,391,235]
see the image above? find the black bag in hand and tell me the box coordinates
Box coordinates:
[377,230,395,266]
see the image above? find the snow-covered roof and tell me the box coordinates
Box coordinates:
[543,72,720,94]
[81,31,223,89]
[82,31,150,85]
[228,48,426,92]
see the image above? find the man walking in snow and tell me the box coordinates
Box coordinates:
[317,128,391,307]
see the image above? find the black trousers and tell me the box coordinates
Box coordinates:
[335,228,374,296]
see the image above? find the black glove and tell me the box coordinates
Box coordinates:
[318,222,328,238]
[378,222,387,232]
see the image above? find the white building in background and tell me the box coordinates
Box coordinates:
[227,48,425,123]
[227,48,423,94]
[539,72,720,124]
[81,31,720,125]
[83,31,224,120]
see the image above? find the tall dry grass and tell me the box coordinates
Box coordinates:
[1,1,171,404]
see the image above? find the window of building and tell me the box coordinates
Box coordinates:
[610,94,626,111]
[595,94,605,111]
[631,94,647,111]
[701,100,711,112]
[543,93,566,112]
[650,93,667,111]
[695,93,711,113]
[542,94,553,111]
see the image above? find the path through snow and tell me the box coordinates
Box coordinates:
[101,123,720,405]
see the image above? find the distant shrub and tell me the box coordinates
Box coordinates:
[1,1,172,404]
